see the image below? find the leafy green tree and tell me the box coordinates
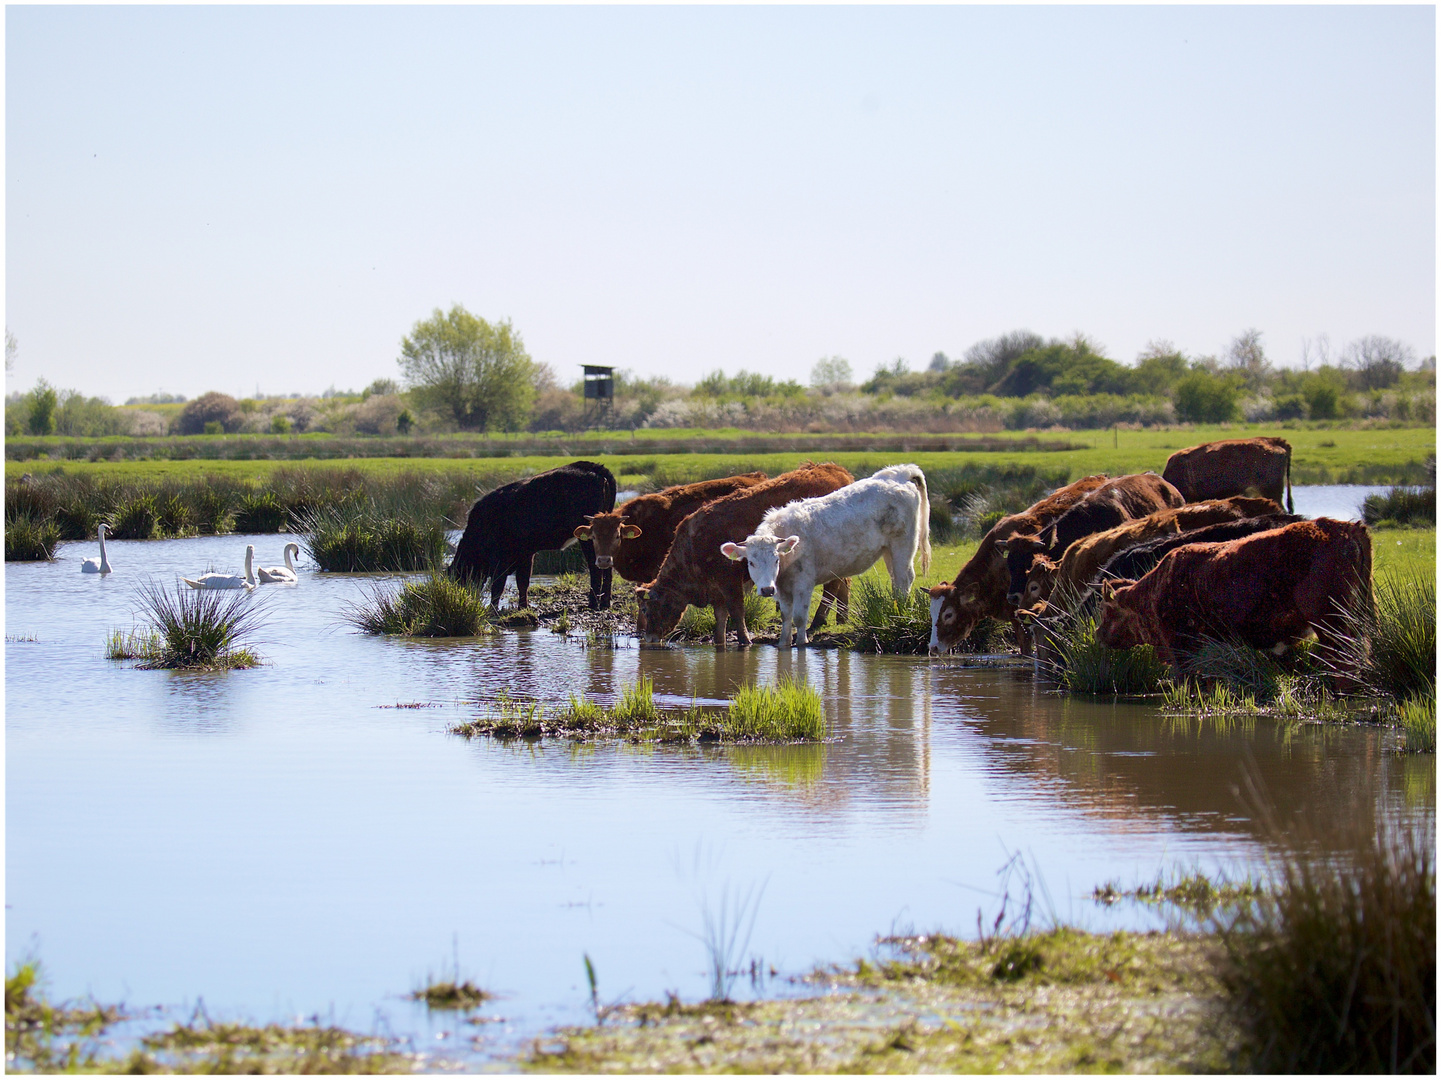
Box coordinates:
[1174,370,1241,423]
[398,305,538,431]
[1130,342,1189,397]
[27,379,57,435]
[810,356,853,390]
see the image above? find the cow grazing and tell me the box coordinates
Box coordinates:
[573,472,768,584]
[999,473,1185,605]
[1162,436,1294,513]
[1094,513,1304,587]
[1095,517,1372,674]
[449,460,617,610]
[636,462,854,645]
[927,473,1111,657]
[1018,496,1285,611]
[721,465,930,648]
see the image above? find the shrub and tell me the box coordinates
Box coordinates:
[1174,371,1240,423]
[346,574,491,637]
[1219,818,1435,1073]
[111,580,265,669]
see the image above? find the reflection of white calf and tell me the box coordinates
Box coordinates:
[721,465,931,647]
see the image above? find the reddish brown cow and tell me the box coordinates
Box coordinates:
[636,463,854,645]
[1162,436,1293,513]
[575,473,769,583]
[1095,517,1372,674]
[1019,496,1285,611]
[926,474,1110,656]
[998,473,1186,605]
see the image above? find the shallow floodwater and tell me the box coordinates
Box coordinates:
[6,487,1432,1067]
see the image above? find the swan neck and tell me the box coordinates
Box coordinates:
[245,547,256,584]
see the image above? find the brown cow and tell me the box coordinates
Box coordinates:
[1162,436,1293,513]
[1095,517,1372,675]
[575,473,769,583]
[998,473,1186,605]
[635,462,854,645]
[1019,496,1285,611]
[926,474,1110,656]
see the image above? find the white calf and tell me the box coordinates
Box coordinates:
[720,465,931,647]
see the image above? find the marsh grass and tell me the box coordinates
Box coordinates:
[694,882,766,1003]
[726,678,826,741]
[297,498,448,572]
[110,580,265,669]
[5,960,123,1073]
[108,493,160,539]
[1092,871,1266,917]
[674,593,778,641]
[532,545,591,575]
[346,574,492,637]
[1337,574,1437,703]
[1218,816,1436,1073]
[1363,484,1436,528]
[411,979,490,1011]
[1047,610,1167,696]
[845,577,933,654]
[1398,695,1436,753]
[4,513,59,561]
[450,678,824,744]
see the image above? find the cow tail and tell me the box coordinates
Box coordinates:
[911,468,931,575]
[1285,444,1294,514]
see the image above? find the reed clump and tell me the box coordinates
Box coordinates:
[346,574,492,637]
[296,499,448,573]
[4,514,60,561]
[1362,484,1436,528]
[107,580,265,670]
[1217,819,1436,1073]
[726,678,826,741]
[411,979,491,1011]
[1338,574,1436,704]
[845,577,932,654]
[1398,695,1436,754]
[1046,611,1167,696]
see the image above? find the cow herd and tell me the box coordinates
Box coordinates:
[445,435,1374,680]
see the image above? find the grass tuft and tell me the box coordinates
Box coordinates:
[411,979,491,1011]
[296,498,448,573]
[4,514,60,561]
[1218,817,1436,1073]
[726,678,826,741]
[1363,484,1436,528]
[845,576,933,654]
[612,675,661,724]
[1398,695,1435,754]
[346,574,492,637]
[109,580,265,669]
[1338,574,1437,703]
[1050,611,1168,696]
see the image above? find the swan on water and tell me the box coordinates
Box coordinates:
[80,523,113,574]
[183,545,257,590]
[257,542,300,584]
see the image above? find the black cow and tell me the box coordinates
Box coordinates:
[1000,473,1184,604]
[449,461,617,610]
[1094,512,1304,585]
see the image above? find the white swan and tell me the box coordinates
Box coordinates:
[257,542,300,584]
[183,545,257,590]
[80,523,113,574]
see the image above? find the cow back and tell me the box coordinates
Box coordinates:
[1162,437,1292,506]
[1096,513,1304,585]
[612,472,768,583]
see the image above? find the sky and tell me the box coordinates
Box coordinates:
[5,5,1435,403]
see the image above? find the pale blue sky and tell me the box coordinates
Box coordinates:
[6,5,1435,402]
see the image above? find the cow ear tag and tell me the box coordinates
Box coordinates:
[720,543,746,561]
[621,524,643,539]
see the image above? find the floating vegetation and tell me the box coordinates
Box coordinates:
[4,514,59,562]
[411,979,491,1011]
[346,574,492,637]
[4,960,123,1073]
[1217,817,1436,1073]
[1092,871,1266,915]
[449,678,825,744]
[107,580,265,670]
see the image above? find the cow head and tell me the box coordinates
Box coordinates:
[635,581,686,643]
[575,512,642,570]
[1024,554,1059,607]
[928,580,981,656]
[1095,579,1143,650]
[997,534,1048,606]
[720,535,800,598]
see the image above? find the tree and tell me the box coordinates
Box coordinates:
[5,329,16,375]
[398,305,538,431]
[810,356,853,390]
[1225,329,1270,387]
[1174,370,1240,423]
[175,392,245,435]
[1344,335,1414,391]
[26,378,57,435]
[927,351,951,373]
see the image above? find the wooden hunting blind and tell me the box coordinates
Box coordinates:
[581,365,615,426]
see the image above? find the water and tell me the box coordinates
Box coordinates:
[6,487,1431,1067]
[1290,483,1393,521]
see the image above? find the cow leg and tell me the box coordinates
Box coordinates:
[730,591,752,647]
[712,604,729,647]
[791,577,817,648]
[580,538,609,611]
[490,570,509,609]
[514,555,534,610]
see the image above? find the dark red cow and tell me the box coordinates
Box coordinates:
[636,462,853,645]
[1162,436,1293,513]
[1095,517,1373,674]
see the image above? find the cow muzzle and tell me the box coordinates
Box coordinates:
[1006,592,1022,606]
[928,644,941,657]
[759,586,775,597]
[594,556,612,569]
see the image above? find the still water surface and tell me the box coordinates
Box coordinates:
[5,486,1430,1065]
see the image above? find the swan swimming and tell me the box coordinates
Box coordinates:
[257,542,300,584]
[80,523,113,574]
[183,545,257,590]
